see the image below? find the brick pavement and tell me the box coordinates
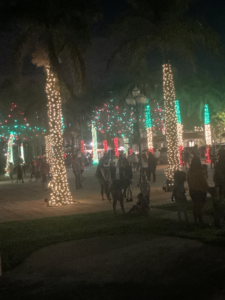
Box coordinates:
[0,164,214,223]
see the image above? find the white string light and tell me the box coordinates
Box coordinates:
[45,66,73,206]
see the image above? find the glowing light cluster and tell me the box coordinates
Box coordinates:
[92,122,98,164]
[81,140,85,153]
[175,100,183,165]
[145,104,154,153]
[46,66,73,206]
[20,143,25,163]
[91,99,134,138]
[103,140,108,152]
[5,133,14,176]
[163,64,180,180]
[114,137,119,156]
[204,104,212,163]
[123,136,129,157]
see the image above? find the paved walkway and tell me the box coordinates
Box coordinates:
[0,164,215,223]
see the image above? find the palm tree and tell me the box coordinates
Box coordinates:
[0,0,100,205]
[108,0,221,181]
[177,74,223,124]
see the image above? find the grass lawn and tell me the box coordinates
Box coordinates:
[1,211,225,272]
[152,197,215,216]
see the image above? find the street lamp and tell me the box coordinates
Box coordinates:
[126,86,147,165]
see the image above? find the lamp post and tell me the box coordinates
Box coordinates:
[126,86,147,165]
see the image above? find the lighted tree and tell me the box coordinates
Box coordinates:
[175,100,184,165]
[163,64,180,179]
[204,104,212,163]
[45,65,73,205]
[108,0,221,180]
[145,102,154,153]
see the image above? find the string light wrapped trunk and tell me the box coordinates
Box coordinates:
[163,64,180,181]
[5,133,14,176]
[175,100,184,165]
[92,122,98,164]
[46,66,73,206]
[145,103,154,153]
[204,104,212,163]
[45,134,53,173]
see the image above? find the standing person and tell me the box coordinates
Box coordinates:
[16,162,24,183]
[96,158,110,200]
[131,152,138,172]
[140,175,150,204]
[109,180,125,214]
[148,152,156,182]
[72,156,82,190]
[172,170,188,223]
[110,161,116,181]
[118,153,125,179]
[214,150,225,202]
[124,161,133,202]
[184,148,190,169]
[9,162,14,183]
[187,158,209,225]
[154,149,160,165]
[30,161,36,181]
[141,151,149,176]
[192,145,200,158]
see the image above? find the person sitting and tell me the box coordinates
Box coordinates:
[129,193,150,215]
[140,175,150,204]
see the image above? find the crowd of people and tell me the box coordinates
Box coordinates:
[8,157,50,189]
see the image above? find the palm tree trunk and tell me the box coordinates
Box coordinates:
[46,65,73,205]
[162,63,180,181]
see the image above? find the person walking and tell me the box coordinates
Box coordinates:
[154,149,160,165]
[184,148,190,169]
[16,162,24,183]
[9,162,14,183]
[148,152,156,182]
[187,158,209,225]
[72,155,82,190]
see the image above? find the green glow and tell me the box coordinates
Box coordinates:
[145,103,152,128]
[204,104,210,125]
[175,100,181,124]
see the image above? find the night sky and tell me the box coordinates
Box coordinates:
[0,0,224,86]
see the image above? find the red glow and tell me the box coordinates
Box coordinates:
[114,138,119,156]
[103,140,108,151]
[205,147,211,163]
[179,145,184,165]
[80,140,85,153]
